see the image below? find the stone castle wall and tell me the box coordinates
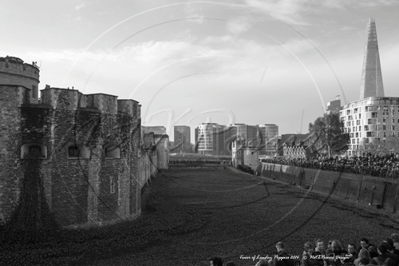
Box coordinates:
[0,83,142,227]
[138,133,169,189]
[0,86,26,222]
[0,56,169,228]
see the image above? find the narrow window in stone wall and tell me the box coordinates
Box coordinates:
[68,146,80,157]
[110,176,116,194]
[21,144,47,159]
[105,146,120,158]
[29,145,42,156]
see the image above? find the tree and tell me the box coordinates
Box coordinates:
[331,132,350,154]
[308,112,349,157]
[363,136,399,156]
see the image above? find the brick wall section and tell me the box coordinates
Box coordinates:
[117,99,138,116]
[151,154,158,175]
[138,146,148,189]
[135,130,170,214]
[137,151,157,187]
[129,104,141,218]
[154,134,169,169]
[85,94,117,115]
[43,89,86,226]
[20,104,53,226]
[140,134,156,178]
[137,132,169,189]
[98,159,120,222]
[143,132,154,148]
[118,158,131,218]
[0,86,47,221]
[0,86,23,221]
[87,145,101,224]
[118,110,137,219]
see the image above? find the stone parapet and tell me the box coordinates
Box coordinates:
[260,163,399,213]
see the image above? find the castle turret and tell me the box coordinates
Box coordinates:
[0,56,40,103]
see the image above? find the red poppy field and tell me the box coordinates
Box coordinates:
[1,167,399,265]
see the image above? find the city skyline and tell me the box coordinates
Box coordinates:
[2,1,399,140]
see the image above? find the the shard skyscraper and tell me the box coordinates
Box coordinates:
[360,16,384,99]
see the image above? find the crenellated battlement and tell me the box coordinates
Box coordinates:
[41,86,81,110]
[85,93,118,114]
[39,86,141,118]
[117,99,140,117]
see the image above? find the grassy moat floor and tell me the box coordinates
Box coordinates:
[1,167,399,265]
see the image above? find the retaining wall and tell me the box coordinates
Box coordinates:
[260,163,399,213]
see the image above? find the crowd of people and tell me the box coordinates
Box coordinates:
[169,159,231,164]
[208,235,399,266]
[261,153,399,178]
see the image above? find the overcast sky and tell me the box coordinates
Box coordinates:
[2,0,398,141]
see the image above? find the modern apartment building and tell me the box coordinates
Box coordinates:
[340,98,399,156]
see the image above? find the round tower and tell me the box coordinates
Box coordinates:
[0,56,40,100]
